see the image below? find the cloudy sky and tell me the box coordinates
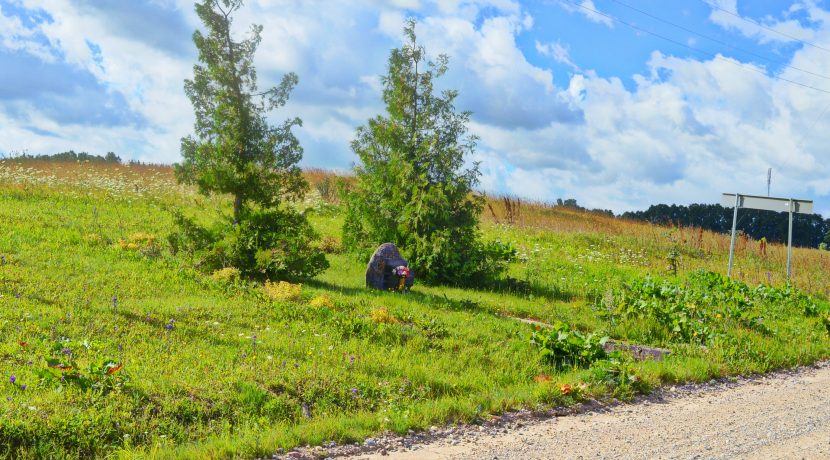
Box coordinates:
[2,0,830,214]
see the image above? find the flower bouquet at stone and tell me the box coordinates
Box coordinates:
[392,265,412,292]
[365,243,415,292]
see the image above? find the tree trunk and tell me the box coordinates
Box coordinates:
[221,8,248,225]
[233,194,242,224]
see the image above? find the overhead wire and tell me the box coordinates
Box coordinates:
[608,0,830,82]
[698,0,830,54]
[559,0,830,95]
[693,0,830,180]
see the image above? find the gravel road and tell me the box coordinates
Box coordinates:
[346,362,830,460]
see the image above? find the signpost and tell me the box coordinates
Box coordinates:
[721,193,813,280]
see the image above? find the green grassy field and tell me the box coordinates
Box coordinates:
[1,160,829,459]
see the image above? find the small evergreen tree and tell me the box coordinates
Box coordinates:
[343,19,513,285]
[173,0,327,280]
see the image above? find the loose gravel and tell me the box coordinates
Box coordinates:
[268,361,830,459]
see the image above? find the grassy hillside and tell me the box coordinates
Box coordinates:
[1,160,829,459]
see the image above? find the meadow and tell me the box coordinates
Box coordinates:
[1,160,829,459]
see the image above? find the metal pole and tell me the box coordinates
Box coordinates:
[787,198,794,280]
[727,193,739,278]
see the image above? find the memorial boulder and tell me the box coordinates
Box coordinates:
[365,243,414,291]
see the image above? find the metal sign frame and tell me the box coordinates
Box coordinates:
[721,193,814,280]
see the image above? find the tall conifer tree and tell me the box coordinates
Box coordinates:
[174,0,327,280]
[343,19,513,285]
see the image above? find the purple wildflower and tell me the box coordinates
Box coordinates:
[351,388,358,397]
[62,348,72,356]
[14,293,20,299]
[349,355,355,363]
[112,297,118,308]
[294,362,299,369]
[20,384,26,391]
[9,375,15,385]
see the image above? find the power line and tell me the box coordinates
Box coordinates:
[609,0,830,82]
[698,0,830,54]
[559,0,830,95]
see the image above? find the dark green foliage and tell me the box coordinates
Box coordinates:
[554,198,614,217]
[623,203,830,248]
[168,209,328,280]
[173,0,325,280]
[7,150,122,163]
[530,322,609,369]
[341,19,513,286]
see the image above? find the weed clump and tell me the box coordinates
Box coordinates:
[370,306,398,324]
[211,267,241,283]
[84,233,104,245]
[318,235,342,254]
[118,232,160,257]
[308,294,335,309]
[613,270,827,345]
[588,355,651,400]
[529,321,608,369]
[263,281,302,302]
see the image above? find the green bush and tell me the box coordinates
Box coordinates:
[168,208,328,281]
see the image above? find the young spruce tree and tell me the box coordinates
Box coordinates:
[343,19,513,285]
[174,0,327,280]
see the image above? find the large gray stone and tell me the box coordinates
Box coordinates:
[365,243,415,291]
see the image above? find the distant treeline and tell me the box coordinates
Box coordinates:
[554,198,614,217]
[622,203,830,249]
[3,150,122,164]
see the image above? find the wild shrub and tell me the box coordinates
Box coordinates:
[169,208,328,281]
[530,322,608,369]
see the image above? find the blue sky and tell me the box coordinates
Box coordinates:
[2,0,830,214]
